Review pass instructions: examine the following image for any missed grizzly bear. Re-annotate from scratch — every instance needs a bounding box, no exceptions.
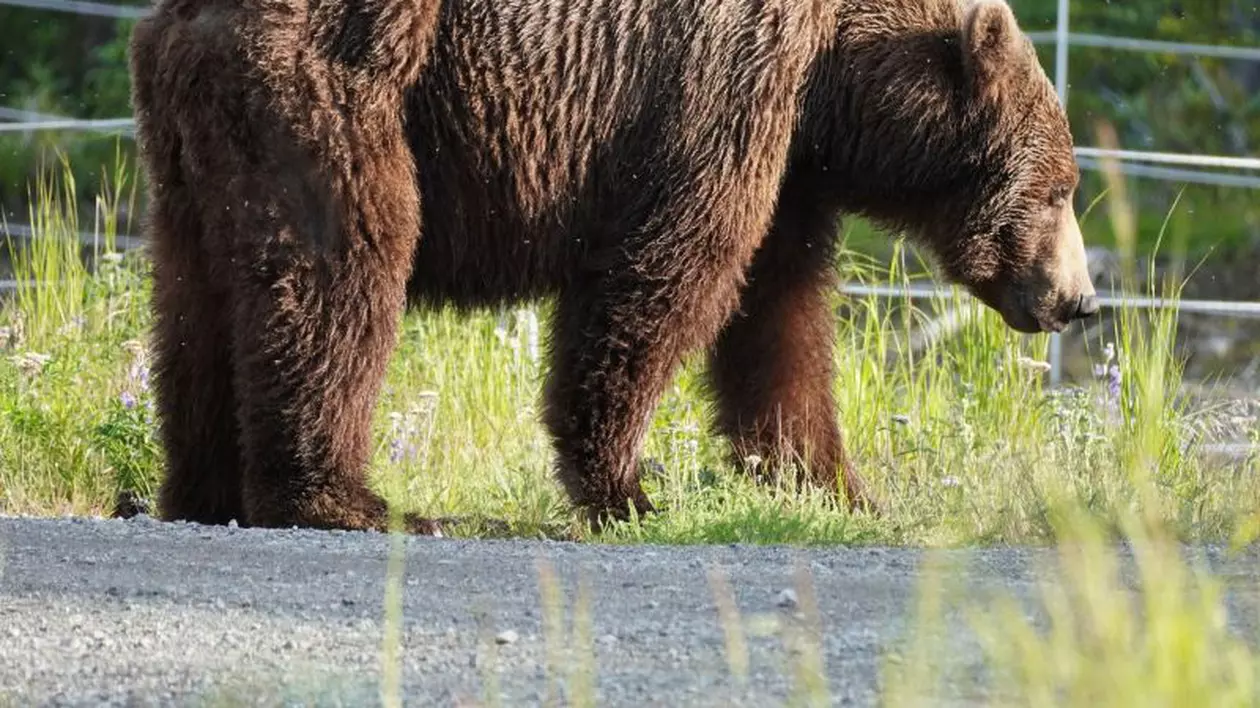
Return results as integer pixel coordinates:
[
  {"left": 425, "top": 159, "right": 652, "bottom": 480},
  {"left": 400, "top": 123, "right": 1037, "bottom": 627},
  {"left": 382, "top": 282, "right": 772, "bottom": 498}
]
[{"left": 127, "top": 0, "right": 1097, "bottom": 533}]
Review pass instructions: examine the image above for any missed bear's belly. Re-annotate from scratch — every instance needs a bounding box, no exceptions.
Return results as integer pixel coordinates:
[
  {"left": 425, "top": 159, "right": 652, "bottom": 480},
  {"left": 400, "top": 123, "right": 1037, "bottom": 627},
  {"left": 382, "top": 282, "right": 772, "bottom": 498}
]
[
  {"left": 402, "top": 171, "right": 586, "bottom": 311},
  {"left": 403, "top": 220, "right": 572, "bottom": 311},
  {"left": 403, "top": 119, "right": 640, "bottom": 311}
]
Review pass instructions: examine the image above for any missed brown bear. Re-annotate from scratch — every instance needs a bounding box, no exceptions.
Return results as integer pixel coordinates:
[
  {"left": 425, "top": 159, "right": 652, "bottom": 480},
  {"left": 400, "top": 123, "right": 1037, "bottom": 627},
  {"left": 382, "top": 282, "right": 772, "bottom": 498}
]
[{"left": 127, "top": 0, "right": 1097, "bottom": 534}]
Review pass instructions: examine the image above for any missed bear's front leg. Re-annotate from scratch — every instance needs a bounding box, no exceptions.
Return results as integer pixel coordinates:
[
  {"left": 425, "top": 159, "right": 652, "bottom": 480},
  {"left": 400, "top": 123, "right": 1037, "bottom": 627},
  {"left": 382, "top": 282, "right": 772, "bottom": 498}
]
[
  {"left": 708, "top": 194, "right": 875, "bottom": 513},
  {"left": 542, "top": 215, "right": 771, "bottom": 529}
]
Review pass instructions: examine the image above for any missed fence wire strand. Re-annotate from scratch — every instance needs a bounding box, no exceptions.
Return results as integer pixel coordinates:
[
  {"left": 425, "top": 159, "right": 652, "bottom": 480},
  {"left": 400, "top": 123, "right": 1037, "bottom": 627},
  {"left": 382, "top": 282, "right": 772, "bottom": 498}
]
[{"left": 0, "top": 0, "right": 146, "bottom": 19}]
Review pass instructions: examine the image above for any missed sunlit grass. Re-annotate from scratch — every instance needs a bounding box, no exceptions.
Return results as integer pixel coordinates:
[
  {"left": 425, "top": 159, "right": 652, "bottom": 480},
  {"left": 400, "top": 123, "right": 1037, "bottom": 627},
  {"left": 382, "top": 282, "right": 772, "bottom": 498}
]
[
  {"left": 0, "top": 143, "right": 1257, "bottom": 706},
  {"left": 0, "top": 150, "right": 1255, "bottom": 548},
  {"left": 881, "top": 129, "right": 1260, "bottom": 706},
  {"left": 882, "top": 312, "right": 1260, "bottom": 704}
]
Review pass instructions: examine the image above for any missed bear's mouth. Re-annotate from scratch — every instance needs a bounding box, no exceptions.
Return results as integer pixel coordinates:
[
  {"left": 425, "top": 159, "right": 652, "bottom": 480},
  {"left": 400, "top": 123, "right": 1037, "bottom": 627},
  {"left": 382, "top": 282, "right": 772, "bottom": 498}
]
[
  {"left": 1034, "top": 313, "right": 1069, "bottom": 334},
  {"left": 1002, "top": 302, "right": 1049, "bottom": 334},
  {"left": 1002, "top": 286, "right": 1092, "bottom": 334},
  {"left": 971, "top": 282, "right": 1064, "bottom": 334}
]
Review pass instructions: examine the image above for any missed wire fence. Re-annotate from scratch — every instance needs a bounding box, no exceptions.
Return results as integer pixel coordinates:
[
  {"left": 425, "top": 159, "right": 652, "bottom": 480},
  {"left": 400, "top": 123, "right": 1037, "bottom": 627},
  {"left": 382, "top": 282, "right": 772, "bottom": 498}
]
[
  {"left": 2, "top": 0, "right": 1260, "bottom": 388},
  {"left": 840, "top": 283, "right": 1260, "bottom": 319},
  {"left": 0, "top": 221, "right": 145, "bottom": 251},
  {"left": 1, "top": 0, "right": 145, "bottom": 19}
]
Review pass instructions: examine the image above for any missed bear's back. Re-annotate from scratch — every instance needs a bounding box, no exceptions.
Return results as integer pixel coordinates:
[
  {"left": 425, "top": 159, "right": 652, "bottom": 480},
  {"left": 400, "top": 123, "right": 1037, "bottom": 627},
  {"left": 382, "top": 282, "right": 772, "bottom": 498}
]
[{"left": 403, "top": 0, "right": 833, "bottom": 309}]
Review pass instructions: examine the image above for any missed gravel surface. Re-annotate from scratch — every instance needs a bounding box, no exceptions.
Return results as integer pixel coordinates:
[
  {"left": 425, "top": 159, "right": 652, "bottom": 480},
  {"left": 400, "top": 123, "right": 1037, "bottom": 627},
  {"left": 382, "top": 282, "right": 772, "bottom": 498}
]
[{"left": 3, "top": 515, "right": 1260, "bottom": 707}]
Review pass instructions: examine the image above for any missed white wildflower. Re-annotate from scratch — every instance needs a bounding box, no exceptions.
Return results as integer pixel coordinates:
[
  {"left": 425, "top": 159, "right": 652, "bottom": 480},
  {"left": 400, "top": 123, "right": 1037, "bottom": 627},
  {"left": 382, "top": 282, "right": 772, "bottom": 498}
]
[
  {"left": 10, "top": 351, "right": 51, "bottom": 377},
  {"left": 1016, "top": 356, "right": 1051, "bottom": 373}
]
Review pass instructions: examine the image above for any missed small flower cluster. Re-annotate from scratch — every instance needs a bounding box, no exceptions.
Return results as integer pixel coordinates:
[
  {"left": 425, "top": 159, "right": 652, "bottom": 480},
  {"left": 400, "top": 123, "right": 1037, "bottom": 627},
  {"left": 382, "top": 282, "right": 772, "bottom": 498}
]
[
  {"left": 0, "top": 318, "right": 26, "bottom": 350},
  {"left": 9, "top": 350, "right": 51, "bottom": 378},
  {"left": 119, "top": 339, "right": 153, "bottom": 411},
  {"left": 387, "top": 411, "right": 420, "bottom": 464},
  {"left": 56, "top": 315, "right": 86, "bottom": 337},
  {"left": 1093, "top": 342, "right": 1122, "bottom": 407},
  {"left": 387, "top": 392, "right": 439, "bottom": 465}
]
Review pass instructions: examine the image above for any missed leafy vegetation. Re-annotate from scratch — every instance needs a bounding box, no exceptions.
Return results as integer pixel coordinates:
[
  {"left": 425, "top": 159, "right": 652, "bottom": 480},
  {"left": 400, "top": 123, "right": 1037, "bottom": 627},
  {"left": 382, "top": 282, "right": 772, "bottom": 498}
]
[{"left": 0, "top": 154, "right": 1254, "bottom": 550}]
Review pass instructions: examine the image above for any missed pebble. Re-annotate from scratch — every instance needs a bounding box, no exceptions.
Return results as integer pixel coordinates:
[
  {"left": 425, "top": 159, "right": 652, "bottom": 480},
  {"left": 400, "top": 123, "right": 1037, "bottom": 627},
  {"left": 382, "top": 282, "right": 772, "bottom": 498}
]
[
  {"left": 776, "top": 588, "right": 798, "bottom": 609},
  {"left": 494, "top": 630, "right": 519, "bottom": 645}
]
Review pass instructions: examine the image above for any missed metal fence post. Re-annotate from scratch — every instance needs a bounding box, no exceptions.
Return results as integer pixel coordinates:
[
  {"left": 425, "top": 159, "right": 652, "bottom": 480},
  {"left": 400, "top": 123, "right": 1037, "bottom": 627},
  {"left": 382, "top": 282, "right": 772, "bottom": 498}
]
[{"left": 1049, "top": 0, "right": 1071, "bottom": 386}]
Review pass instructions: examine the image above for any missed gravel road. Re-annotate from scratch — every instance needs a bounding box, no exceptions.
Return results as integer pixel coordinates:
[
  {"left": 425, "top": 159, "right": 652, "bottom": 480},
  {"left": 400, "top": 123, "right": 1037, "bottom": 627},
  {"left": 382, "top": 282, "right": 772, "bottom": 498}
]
[{"left": 3, "top": 515, "right": 1260, "bottom": 707}]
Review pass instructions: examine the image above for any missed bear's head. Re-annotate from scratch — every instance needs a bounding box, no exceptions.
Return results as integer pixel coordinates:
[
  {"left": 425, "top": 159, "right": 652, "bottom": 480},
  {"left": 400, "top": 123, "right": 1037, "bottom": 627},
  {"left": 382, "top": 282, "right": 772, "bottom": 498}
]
[
  {"left": 935, "top": 0, "right": 1099, "bottom": 334},
  {"left": 820, "top": 0, "right": 1099, "bottom": 334}
]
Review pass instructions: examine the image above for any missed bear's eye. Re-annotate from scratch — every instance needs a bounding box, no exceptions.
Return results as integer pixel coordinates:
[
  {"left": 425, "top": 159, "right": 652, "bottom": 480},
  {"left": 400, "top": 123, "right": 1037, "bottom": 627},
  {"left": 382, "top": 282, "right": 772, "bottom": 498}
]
[{"left": 1048, "top": 185, "right": 1072, "bottom": 207}]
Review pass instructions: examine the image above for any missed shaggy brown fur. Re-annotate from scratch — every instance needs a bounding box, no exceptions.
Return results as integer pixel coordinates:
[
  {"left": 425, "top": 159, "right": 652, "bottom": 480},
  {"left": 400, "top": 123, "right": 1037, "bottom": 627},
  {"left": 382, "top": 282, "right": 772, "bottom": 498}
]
[
  {"left": 130, "top": 0, "right": 1095, "bottom": 531},
  {"left": 129, "top": 0, "right": 442, "bottom": 532}
]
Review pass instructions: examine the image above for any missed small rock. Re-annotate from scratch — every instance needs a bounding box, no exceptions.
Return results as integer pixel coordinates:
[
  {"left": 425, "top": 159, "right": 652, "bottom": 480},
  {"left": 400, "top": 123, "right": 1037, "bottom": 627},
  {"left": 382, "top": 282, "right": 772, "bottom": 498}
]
[
  {"left": 494, "top": 629, "right": 519, "bottom": 645},
  {"left": 112, "top": 490, "right": 153, "bottom": 519},
  {"left": 776, "top": 588, "right": 798, "bottom": 609}
]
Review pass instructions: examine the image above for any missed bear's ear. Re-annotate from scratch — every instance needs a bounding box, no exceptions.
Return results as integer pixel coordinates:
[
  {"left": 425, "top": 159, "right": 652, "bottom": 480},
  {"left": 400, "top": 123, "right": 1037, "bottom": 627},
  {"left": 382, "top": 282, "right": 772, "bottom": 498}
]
[{"left": 961, "top": 0, "right": 1021, "bottom": 92}]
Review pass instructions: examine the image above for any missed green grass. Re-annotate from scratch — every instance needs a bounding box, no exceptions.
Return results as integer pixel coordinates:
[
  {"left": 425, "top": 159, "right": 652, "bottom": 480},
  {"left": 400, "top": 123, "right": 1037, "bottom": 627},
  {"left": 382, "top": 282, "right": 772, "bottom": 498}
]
[
  {"left": 880, "top": 143, "right": 1260, "bottom": 707},
  {"left": 0, "top": 151, "right": 1255, "bottom": 548},
  {"left": 1, "top": 151, "right": 1259, "bottom": 704}
]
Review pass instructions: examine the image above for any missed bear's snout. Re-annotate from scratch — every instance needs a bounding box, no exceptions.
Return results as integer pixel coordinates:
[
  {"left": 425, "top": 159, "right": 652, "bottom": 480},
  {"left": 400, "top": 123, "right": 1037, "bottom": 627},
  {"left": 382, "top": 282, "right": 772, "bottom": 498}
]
[
  {"left": 1072, "top": 293, "right": 1100, "bottom": 321},
  {"left": 1013, "top": 202, "right": 1098, "bottom": 334}
]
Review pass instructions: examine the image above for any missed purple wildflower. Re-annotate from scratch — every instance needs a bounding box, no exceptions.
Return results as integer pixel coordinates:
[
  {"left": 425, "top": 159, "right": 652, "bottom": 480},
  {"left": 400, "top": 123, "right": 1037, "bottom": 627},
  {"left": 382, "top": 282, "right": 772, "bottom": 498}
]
[
  {"left": 1093, "top": 342, "right": 1116, "bottom": 380},
  {"left": 387, "top": 411, "right": 419, "bottom": 465},
  {"left": 1107, "top": 363, "right": 1122, "bottom": 400},
  {"left": 117, "top": 341, "right": 153, "bottom": 412},
  {"left": 1088, "top": 342, "right": 1123, "bottom": 423},
  {"left": 127, "top": 361, "right": 151, "bottom": 391},
  {"left": 385, "top": 395, "right": 438, "bottom": 466}
]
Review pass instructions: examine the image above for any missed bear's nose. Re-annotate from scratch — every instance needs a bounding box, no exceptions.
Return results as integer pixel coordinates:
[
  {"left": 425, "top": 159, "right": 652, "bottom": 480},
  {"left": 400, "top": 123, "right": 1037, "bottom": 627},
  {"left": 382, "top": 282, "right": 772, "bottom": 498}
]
[{"left": 1073, "top": 293, "right": 1100, "bottom": 320}]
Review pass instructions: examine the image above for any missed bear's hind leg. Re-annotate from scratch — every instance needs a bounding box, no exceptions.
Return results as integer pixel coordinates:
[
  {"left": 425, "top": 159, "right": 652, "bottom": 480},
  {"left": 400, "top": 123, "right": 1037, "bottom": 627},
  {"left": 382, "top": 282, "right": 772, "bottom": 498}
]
[
  {"left": 708, "top": 198, "right": 874, "bottom": 512},
  {"left": 147, "top": 162, "right": 247, "bottom": 526},
  {"left": 128, "top": 0, "right": 444, "bottom": 534},
  {"left": 130, "top": 17, "right": 245, "bottom": 525}
]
